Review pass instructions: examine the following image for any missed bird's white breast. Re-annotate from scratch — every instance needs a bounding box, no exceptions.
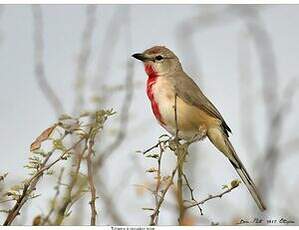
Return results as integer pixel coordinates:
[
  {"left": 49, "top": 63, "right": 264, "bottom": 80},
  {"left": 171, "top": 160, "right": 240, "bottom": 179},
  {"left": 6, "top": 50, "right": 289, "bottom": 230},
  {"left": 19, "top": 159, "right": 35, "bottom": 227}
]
[
  {"left": 152, "top": 77, "right": 176, "bottom": 124},
  {"left": 151, "top": 77, "right": 207, "bottom": 141}
]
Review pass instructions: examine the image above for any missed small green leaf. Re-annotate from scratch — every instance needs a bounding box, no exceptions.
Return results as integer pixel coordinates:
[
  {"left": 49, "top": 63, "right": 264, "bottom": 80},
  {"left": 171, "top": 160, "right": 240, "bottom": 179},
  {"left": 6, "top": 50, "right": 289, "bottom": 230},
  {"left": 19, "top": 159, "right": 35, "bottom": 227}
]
[
  {"left": 230, "top": 179, "right": 241, "bottom": 188},
  {"left": 53, "top": 139, "right": 66, "bottom": 151},
  {"left": 222, "top": 184, "right": 229, "bottom": 190}
]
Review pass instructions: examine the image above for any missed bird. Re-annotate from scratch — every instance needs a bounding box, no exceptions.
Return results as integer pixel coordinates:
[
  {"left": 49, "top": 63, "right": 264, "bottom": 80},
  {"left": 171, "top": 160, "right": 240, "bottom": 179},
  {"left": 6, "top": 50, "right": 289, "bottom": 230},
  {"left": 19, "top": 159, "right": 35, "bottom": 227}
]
[{"left": 132, "top": 45, "right": 266, "bottom": 211}]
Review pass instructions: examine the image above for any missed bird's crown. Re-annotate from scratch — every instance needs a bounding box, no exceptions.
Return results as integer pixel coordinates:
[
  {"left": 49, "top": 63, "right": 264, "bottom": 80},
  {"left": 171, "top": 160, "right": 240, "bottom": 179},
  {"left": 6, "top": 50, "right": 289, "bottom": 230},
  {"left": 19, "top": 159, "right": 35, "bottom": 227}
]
[{"left": 143, "top": 46, "right": 177, "bottom": 59}]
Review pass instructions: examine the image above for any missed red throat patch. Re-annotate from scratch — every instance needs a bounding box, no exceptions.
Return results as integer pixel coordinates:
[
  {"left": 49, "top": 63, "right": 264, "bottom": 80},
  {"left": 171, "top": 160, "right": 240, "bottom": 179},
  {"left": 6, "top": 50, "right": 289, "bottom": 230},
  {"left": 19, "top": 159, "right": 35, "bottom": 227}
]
[{"left": 144, "top": 64, "right": 164, "bottom": 125}]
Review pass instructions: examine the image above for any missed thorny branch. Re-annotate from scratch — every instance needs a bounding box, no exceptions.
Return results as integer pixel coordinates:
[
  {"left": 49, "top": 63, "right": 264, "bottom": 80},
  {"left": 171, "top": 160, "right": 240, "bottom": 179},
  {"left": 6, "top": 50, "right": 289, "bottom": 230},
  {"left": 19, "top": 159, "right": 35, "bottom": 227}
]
[
  {"left": 53, "top": 6, "right": 98, "bottom": 226},
  {"left": 185, "top": 180, "right": 240, "bottom": 209},
  {"left": 3, "top": 136, "right": 83, "bottom": 226},
  {"left": 143, "top": 92, "right": 241, "bottom": 225},
  {"left": 51, "top": 6, "right": 132, "bottom": 226},
  {"left": 88, "top": 9, "right": 134, "bottom": 224},
  {"left": 149, "top": 155, "right": 182, "bottom": 226},
  {"left": 54, "top": 146, "right": 85, "bottom": 225},
  {"left": 86, "top": 128, "right": 98, "bottom": 225},
  {"left": 91, "top": 69, "right": 133, "bottom": 223},
  {"left": 3, "top": 4, "right": 298, "bottom": 226},
  {"left": 153, "top": 141, "right": 164, "bottom": 225},
  {"left": 2, "top": 110, "right": 113, "bottom": 225},
  {"left": 3, "top": 151, "right": 54, "bottom": 225},
  {"left": 141, "top": 135, "right": 170, "bottom": 155},
  {"left": 145, "top": 94, "right": 187, "bottom": 225},
  {"left": 182, "top": 172, "right": 203, "bottom": 215}
]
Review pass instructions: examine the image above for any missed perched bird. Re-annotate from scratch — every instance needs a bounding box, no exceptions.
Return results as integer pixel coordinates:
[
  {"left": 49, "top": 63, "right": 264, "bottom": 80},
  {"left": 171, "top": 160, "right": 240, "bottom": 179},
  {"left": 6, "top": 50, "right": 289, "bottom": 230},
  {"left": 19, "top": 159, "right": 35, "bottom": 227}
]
[{"left": 132, "top": 46, "right": 266, "bottom": 211}]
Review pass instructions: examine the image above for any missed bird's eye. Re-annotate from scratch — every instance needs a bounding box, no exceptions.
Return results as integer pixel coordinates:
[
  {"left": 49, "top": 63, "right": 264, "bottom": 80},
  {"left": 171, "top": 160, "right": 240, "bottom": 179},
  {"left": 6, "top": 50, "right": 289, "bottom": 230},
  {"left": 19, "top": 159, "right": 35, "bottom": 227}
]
[{"left": 155, "top": 55, "right": 164, "bottom": 61}]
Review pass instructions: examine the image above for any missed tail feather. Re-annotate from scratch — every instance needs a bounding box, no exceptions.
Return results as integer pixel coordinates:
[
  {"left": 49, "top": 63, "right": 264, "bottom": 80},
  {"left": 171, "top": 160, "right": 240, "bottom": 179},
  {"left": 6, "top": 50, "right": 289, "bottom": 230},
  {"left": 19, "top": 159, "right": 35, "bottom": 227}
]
[
  {"left": 232, "top": 161, "right": 266, "bottom": 211},
  {"left": 207, "top": 127, "right": 266, "bottom": 211}
]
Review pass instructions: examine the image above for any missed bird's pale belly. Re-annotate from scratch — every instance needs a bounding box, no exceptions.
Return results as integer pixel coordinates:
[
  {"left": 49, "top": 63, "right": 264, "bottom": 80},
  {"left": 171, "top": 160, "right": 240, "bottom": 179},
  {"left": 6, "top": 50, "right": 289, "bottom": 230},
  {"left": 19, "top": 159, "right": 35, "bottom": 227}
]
[{"left": 150, "top": 78, "right": 218, "bottom": 141}]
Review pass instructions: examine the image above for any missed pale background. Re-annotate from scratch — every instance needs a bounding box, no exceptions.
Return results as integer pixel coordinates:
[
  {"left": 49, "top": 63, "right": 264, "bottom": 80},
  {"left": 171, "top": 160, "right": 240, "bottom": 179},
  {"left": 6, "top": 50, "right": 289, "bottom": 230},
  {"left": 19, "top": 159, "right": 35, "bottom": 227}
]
[{"left": 0, "top": 4, "right": 298, "bottom": 225}]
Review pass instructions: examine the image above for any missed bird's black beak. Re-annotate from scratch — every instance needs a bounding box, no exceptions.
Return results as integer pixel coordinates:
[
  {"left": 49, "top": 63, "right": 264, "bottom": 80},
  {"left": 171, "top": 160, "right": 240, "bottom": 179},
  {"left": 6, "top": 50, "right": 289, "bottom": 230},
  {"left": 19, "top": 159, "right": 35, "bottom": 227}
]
[{"left": 132, "top": 53, "right": 149, "bottom": 62}]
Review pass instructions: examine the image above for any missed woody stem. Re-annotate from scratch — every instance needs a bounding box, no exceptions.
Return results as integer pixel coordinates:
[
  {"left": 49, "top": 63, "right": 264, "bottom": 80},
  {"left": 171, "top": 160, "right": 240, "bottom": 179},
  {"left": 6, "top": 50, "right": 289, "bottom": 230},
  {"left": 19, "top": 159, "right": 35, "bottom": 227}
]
[{"left": 177, "top": 148, "right": 186, "bottom": 225}]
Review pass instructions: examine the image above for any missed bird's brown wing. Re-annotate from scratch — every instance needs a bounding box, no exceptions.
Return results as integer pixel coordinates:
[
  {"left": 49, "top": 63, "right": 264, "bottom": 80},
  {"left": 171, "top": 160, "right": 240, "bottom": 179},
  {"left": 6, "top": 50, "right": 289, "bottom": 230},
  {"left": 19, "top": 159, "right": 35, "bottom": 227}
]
[{"left": 171, "top": 72, "right": 232, "bottom": 136}]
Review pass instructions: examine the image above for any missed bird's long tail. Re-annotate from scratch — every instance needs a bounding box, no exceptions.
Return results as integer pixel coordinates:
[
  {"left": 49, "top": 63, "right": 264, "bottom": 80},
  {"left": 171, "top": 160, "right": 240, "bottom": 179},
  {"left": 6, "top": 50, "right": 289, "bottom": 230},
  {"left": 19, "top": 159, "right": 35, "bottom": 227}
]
[{"left": 207, "top": 127, "right": 266, "bottom": 212}]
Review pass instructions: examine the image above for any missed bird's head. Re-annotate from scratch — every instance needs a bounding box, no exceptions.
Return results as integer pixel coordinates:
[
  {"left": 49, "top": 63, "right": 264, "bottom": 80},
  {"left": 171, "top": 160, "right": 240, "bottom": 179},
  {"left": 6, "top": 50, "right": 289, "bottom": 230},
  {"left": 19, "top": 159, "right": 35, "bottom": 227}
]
[{"left": 132, "top": 46, "right": 182, "bottom": 76}]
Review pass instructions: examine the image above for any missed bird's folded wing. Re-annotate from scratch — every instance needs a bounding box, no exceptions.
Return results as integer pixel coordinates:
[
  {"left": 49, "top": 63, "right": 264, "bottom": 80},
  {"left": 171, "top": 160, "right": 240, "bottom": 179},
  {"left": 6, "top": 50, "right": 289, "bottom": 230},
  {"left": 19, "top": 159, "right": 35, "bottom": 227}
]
[{"left": 171, "top": 73, "right": 232, "bottom": 135}]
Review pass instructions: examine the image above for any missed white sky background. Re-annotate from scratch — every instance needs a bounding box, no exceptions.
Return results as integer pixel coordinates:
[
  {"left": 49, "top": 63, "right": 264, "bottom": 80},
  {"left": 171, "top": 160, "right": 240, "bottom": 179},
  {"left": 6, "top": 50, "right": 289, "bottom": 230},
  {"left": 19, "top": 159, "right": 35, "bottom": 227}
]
[{"left": 0, "top": 4, "right": 299, "bottom": 225}]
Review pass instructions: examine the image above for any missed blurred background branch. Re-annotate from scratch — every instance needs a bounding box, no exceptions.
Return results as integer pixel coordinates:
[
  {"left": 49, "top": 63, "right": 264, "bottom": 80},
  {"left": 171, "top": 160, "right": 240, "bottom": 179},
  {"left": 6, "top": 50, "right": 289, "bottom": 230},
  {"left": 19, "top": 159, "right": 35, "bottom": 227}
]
[
  {"left": 32, "top": 5, "right": 64, "bottom": 116},
  {"left": 73, "top": 5, "right": 97, "bottom": 115}
]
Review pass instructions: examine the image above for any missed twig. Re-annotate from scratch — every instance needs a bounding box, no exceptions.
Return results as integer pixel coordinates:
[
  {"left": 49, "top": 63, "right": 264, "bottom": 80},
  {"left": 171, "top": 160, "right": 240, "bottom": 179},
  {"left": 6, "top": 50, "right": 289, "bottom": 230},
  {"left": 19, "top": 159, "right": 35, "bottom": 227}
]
[
  {"left": 182, "top": 172, "right": 203, "bottom": 215},
  {"left": 41, "top": 168, "right": 64, "bottom": 225},
  {"left": 90, "top": 53, "right": 134, "bottom": 225},
  {"left": 150, "top": 164, "right": 178, "bottom": 225},
  {"left": 148, "top": 94, "right": 190, "bottom": 225},
  {"left": 54, "top": 146, "right": 85, "bottom": 225},
  {"left": 3, "top": 137, "right": 84, "bottom": 225},
  {"left": 3, "top": 151, "right": 53, "bottom": 225},
  {"left": 185, "top": 183, "right": 240, "bottom": 209},
  {"left": 86, "top": 130, "right": 98, "bottom": 225},
  {"left": 152, "top": 143, "right": 164, "bottom": 225},
  {"left": 89, "top": 9, "right": 133, "bottom": 224},
  {"left": 54, "top": 110, "right": 113, "bottom": 225},
  {"left": 177, "top": 153, "right": 185, "bottom": 225},
  {"left": 149, "top": 147, "right": 188, "bottom": 226},
  {"left": 141, "top": 135, "right": 170, "bottom": 155}
]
